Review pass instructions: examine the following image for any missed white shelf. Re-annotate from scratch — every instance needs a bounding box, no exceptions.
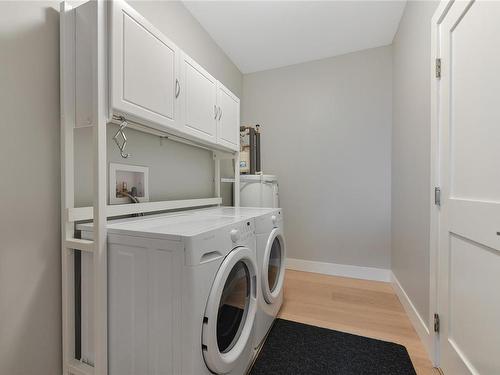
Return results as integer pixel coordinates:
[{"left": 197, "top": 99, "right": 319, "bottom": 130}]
[{"left": 67, "top": 197, "right": 223, "bottom": 222}]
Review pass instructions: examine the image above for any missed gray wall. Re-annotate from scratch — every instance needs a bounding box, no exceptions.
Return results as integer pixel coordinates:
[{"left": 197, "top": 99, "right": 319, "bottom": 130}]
[
  {"left": 74, "top": 125, "right": 215, "bottom": 207},
  {"left": 242, "top": 46, "right": 393, "bottom": 269},
  {"left": 0, "top": 2, "right": 241, "bottom": 374},
  {"left": 391, "top": 0, "right": 439, "bottom": 328},
  {"left": 0, "top": 3, "right": 62, "bottom": 375}
]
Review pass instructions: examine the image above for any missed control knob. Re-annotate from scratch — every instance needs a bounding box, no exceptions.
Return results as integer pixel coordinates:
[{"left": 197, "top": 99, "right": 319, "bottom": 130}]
[{"left": 230, "top": 229, "right": 240, "bottom": 242}]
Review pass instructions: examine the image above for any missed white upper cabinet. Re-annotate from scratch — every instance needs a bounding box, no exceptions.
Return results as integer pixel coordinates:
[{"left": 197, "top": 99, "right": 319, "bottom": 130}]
[
  {"left": 109, "top": 0, "right": 181, "bottom": 132},
  {"left": 106, "top": 0, "right": 239, "bottom": 151},
  {"left": 179, "top": 53, "right": 218, "bottom": 144},
  {"left": 216, "top": 83, "right": 240, "bottom": 151}
]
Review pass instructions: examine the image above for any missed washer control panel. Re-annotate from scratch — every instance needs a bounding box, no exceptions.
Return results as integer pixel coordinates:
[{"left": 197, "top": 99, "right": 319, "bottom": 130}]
[{"left": 230, "top": 220, "right": 254, "bottom": 243}]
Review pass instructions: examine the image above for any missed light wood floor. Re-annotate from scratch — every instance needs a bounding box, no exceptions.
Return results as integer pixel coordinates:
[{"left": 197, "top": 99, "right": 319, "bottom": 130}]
[{"left": 279, "top": 270, "right": 439, "bottom": 375}]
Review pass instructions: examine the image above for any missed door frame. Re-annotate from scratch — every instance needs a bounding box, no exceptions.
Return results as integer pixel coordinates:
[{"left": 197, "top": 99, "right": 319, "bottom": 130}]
[{"left": 429, "top": 0, "right": 454, "bottom": 367}]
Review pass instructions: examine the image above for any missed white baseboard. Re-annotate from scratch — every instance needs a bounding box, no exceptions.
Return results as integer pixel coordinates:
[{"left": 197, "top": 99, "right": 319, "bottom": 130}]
[
  {"left": 285, "top": 258, "right": 391, "bottom": 282},
  {"left": 391, "top": 272, "right": 431, "bottom": 356}
]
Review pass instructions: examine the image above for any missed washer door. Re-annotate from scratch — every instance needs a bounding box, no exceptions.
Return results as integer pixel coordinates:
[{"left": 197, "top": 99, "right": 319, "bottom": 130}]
[
  {"left": 202, "top": 247, "right": 257, "bottom": 374},
  {"left": 262, "top": 228, "right": 286, "bottom": 304}
]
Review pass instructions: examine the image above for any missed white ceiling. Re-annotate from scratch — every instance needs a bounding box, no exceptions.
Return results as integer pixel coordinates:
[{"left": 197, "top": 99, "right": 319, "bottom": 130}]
[{"left": 183, "top": 1, "right": 406, "bottom": 74}]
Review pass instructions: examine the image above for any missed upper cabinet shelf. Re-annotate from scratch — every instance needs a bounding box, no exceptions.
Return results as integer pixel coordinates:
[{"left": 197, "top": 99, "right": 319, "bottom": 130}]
[
  {"left": 179, "top": 53, "right": 218, "bottom": 144},
  {"left": 216, "top": 82, "right": 240, "bottom": 150},
  {"left": 109, "top": 1, "right": 182, "bottom": 133},
  {"left": 72, "top": 0, "right": 240, "bottom": 152}
]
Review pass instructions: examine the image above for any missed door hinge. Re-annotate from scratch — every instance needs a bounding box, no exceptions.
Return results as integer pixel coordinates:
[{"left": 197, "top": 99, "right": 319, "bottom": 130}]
[
  {"left": 435, "top": 58, "right": 442, "bottom": 79},
  {"left": 434, "top": 187, "right": 441, "bottom": 207},
  {"left": 434, "top": 313, "right": 440, "bottom": 333}
]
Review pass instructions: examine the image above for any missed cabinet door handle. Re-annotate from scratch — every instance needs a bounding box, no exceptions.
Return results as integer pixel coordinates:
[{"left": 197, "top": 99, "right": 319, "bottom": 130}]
[
  {"left": 175, "top": 79, "right": 180, "bottom": 98},
  {"left": 218, "top": 107, "right": 222, "bottom": 120},
  {"left": 214, "top": 105, "right": 218, "bottom": 119}
]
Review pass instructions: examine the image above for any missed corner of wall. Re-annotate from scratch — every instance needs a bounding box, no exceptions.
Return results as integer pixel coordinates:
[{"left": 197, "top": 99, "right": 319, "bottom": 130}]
[{"left": 391, "top": 272, "right": 432, "bottom": 358}]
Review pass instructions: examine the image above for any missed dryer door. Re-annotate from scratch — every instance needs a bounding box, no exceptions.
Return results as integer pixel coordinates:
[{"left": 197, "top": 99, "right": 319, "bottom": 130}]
[
  {"left": 262, "top": 228, "right": 286, "bottom": 304},
  {"left": 202, "top": 247, "right": 257, "bottom": 374}
]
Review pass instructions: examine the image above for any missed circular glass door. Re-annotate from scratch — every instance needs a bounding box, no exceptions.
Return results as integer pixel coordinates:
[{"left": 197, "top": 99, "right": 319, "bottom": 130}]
[
  {"left": 202, "top": 247, "right": 257, "bottom": 374},
  {"left": 267, "top": 237, "right": 282, "bottom": 293},
  {"left": 217, "top": 261, "right": 250, "bottom": 353},
  {"left": 262, "top": 228, "right": 286, "bottom": 304}
]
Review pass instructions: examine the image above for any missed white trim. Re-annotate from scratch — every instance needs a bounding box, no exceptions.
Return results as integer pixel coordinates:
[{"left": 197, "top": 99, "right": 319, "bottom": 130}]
[
  {"left": 214, "top": 153, "right": 221, "bottom": 198},
  {"left": 93, "top": 1, "right": 108, "bottom": 373},
  {"left": 429, "top": 0, "right": 454, "bottom": 367},
  {"left": 65, "top": 238, "right": 94, "bottom": 253},
  {"left": 285, "top": 258, "right": 391, "bottom": 282},
  {"left": 391, "top": 272, "right": 432, "bottom": 358},
  {"left": 234, "top": 152, "right": 240, "bottom": 207},
  {"left": 60, "top": 3, "right": 77, "bottom": 373},
  {"left": 67, "top": 359, "right": 94, "bottom": 375}
]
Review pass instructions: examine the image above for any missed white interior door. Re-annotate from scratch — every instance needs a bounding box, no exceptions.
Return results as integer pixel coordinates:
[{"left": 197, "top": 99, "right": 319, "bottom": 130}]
[{"left": 438, "top": 1, "right": 500, "bottom": 374}]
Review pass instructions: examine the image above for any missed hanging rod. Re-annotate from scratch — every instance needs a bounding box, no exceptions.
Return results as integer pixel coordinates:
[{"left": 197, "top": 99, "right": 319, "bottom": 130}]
[{"left": 109, "top": 114, "right": 236, "bottom": 154}]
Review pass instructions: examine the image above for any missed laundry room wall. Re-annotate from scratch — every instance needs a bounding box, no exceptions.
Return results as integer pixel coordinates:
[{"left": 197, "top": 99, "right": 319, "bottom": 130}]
[
  {"left": 0, "top": 2, "right": 241, "bottom": 375},
  {"left": 75, "top": 0, "right": 242, "bottom": 207},
  {"left": 0, "top": 3, "right": 62, "bottom": 374},
  {"left": 242, "top": 46, "right": 393, "bottom": 272},
  {"left": 391, "top": 0, "right": 439, "bottom": 332}
]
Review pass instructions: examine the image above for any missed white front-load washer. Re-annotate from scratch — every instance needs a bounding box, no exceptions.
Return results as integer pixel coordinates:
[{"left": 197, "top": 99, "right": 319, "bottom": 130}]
[
  {"left": 78, "top": 213, "right": 258, "bottom": 375},
  {"left": 185, "top": 207, "right": 286, "bottom": 350}
]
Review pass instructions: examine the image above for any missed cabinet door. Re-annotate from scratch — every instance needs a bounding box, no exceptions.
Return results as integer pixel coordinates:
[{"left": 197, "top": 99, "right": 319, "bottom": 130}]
[
  {"left": 216, "top": 83, "right": 240, "bottom": 151},
  {"left": 180, "top": 53, "right": 218, "bottom": 143},
  {"left": 110, "top": 0, "right": 180, "bottom": 131}
]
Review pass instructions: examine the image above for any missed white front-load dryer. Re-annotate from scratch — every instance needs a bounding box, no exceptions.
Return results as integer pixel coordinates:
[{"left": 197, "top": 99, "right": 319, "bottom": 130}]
[
  {"left": 185, "top": 207, "right": 286, "bottom": 350},
  {"left": 78, "top": 213, "right": 258, "bottom": 375},
  {"left": 253, "top": 209, "right": 285, "bottom": 349}
]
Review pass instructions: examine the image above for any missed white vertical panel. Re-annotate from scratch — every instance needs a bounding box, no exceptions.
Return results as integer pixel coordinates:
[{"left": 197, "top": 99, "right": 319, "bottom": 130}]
[
  {"left": 234, "top": 153, "right": 240, "bottom": 207},
  {"left": 214, "top": 155, "right": 221, "bottom": 198},
  {"left": 448, "top": 235, "right": 500, "bottom": 375},
  {"left": 108, "top": 246, "right": 148, "bottom": 375},
  {"left": 60, "top": 2, "right": 77, "bottom": 372},
  {"left": 148, "top": 249, "right": 174, "bottom": 374},
  {"left": 94, "top": 1, "right": 108, "bottom": 374},
  {"left": 450, "top": 1, "right": 500, "bottom": 202},
  {"left": 75, "top": 2, "right": 95, "bottom": 128}
]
